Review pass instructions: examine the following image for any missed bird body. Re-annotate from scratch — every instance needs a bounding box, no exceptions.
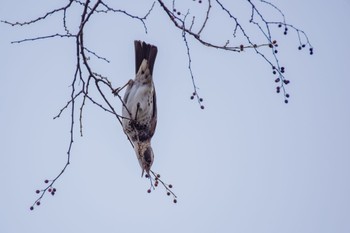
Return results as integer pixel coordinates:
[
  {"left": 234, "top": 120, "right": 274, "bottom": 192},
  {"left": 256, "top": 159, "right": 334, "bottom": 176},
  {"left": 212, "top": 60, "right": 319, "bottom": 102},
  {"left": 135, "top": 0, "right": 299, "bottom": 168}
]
[{"left": 121, "top": 41, "right": 158, "bottom": 176}]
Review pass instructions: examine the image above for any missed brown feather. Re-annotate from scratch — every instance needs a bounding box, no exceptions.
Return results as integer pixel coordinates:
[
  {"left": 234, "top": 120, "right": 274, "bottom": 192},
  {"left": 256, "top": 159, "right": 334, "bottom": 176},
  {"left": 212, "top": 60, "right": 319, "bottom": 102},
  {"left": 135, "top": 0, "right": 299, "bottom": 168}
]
[{"left": 134, "top": 40, "right": 158, "bottom": 75}]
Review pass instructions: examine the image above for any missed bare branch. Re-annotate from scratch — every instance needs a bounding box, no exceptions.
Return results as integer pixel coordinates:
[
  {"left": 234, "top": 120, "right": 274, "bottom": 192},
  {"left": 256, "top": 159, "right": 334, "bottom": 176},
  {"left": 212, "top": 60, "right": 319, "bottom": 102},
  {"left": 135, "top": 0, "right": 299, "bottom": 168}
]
[
  {"left": 11, "top": 34, "right": 74, "bottom": 44},
  {"left": 2, "top": 0, "right": 312, "bottom": 209},
  {"left": 84, "top": 47, "right": 110, "bottom": 63},
  {"left": 1, "top": 1, "right": 74, "bottom": 27},
  {"left": 182, "top": 17, "right": 205, "bottom": 109},
  {"left": 157, "top": 0, "right": 313, "bottom": 103},
  {"left": 53, "top": 90, "right": 83, "bottom": 120},
  {"left": 197, "top": 0, "right": 211, "bottom": 35},
  {"left": 98, "top": 1, "right": 156, "bottom": 33}
]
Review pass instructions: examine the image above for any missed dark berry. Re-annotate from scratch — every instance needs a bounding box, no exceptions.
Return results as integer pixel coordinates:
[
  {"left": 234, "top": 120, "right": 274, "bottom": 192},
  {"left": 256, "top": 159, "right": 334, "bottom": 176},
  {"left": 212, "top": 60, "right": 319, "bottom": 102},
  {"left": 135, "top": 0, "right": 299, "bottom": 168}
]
[
  {"left": 274, "top": 50, "right": 278, "bottom": 54},
  {"left": 36, "top": 201, "right": 40, "bottom": 206},
  {"left": 157, "top": 174, "right": 161, "bottom": 178},
  {"left": 35, "top": 190, "right": 40, "bottom": 194},
  {"left": 200, "top": 106, "right": 205, "bottom": 110},
  {"left": 275, "top": 78, "right": 280, "bottom": 83},
  {"left": 273, "top": 71, "right": 277, "bottom": 75},
  {"left": 283, "top": 80, "right": 290, "bottom": 85},
  {"left": 173, "top": 199, "right": 177, "bottom": 204},
  {"left": 30, "top": 206, "right": 34, "bottom": 211},
  {"left": 302, "top": 44, "right": 306, "bottom": 48},
  {"left": 272, "top": 40, "right": 277, "bottom": 44},
  {"left": 190, "top": 96, "right": 194, "bottom": 100},
  {"left": 309, "top": 48, "right": 314, "bottom": 54},
  {"left": 286, "top": 94, "right": 290, "bottom": 98},
  {"left": 284, "top": 99, "right": 289, "bottom": 104},
  {"left": 44, "top": 180, "right": 49, "bottom": 183},
  {"left": 278, "top": 24, "right": 282, "bottom": 28},
  {"left": 147, "top": 189, "right": 151, "bottom": 193},
  {"left": 269, "top": 44, "right": 273, "bottom": 48},
  {"left": 168, "top": 184, "right": 173, "bottom": 188},
  {"left": 167, "top": 192, "right": 171, "bottom": 196},
  {"left": 177, "top": 12, "right": 181, "bottom": 16},
  {"left": 284, "top": 31, "right": 287, "bottom": 35},
  {"left": 199, "top": 98, "right": 203, "bottom": 102},
  {"left": 48, "top": 188, "right": 52, "bottom": 192},
  {"left": 52, "top": 188, "right": 56, "bottom": 192},
  {"left": 298, "top": 46, "right": 302, "bottom": 50}
]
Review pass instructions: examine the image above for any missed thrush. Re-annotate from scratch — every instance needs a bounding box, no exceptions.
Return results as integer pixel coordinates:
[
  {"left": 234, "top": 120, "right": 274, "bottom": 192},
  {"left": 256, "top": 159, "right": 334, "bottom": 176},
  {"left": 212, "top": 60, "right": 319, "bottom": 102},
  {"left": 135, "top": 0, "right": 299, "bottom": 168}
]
[{"left": 120, "top": 40, "right": 158, "bottom": 177}]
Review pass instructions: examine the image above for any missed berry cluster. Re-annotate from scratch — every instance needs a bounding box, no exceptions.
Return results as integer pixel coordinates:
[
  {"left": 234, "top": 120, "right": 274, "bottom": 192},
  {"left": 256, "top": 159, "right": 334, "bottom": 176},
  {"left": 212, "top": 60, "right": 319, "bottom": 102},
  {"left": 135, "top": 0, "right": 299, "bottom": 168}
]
[
  {"left": 278, "top": 24, "right": 314, "bottom": 55},
  {"left": 268, "top": 40, "right": 279, "bottom": 54},
  {"left": 30, "top": 179, "right": 57, "bottom": 211},
  {"left": 173, "top": 8, "right": 181, "bottom": 16},
  {"left": 272, "top": 65, "right": 290, "bottom": 104},
  {"left": 271, "top": 24, "right": 314, "bottom": 103},
  {"left": 298, "top": 44, "right": 314, "bottom": 55},
  {"left": 190, "top": 92, "right": 205, "bottom": 109},
  {"left": 146, "top": 172, "right": 178, "bottom": 204}
]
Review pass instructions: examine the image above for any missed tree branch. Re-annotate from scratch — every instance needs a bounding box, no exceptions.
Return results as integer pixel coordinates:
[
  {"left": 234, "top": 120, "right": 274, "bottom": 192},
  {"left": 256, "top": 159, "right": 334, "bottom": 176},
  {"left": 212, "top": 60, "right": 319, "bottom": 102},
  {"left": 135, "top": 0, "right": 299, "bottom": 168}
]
[{"left": 2, "top": 0, "right": 312, "bottom": 209}]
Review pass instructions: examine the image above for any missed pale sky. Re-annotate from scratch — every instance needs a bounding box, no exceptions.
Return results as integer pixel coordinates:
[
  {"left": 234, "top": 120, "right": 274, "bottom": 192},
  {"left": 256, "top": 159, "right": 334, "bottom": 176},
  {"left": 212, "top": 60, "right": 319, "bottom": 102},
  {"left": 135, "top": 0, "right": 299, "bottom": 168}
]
[{"left": 1, "top": 0, "right": 350, "bottom": 233}]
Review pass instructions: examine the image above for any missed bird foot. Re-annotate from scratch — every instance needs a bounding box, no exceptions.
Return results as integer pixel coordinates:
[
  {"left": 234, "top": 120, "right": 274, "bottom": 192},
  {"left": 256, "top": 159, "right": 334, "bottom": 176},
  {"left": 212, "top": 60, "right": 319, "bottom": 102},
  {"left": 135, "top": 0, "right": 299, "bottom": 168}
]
[
  {"left": 112, "top": 87, "right": 121, "bottom": 96},
  {"left": 112, "top": 80, "right": 133, "bottom": 96}
]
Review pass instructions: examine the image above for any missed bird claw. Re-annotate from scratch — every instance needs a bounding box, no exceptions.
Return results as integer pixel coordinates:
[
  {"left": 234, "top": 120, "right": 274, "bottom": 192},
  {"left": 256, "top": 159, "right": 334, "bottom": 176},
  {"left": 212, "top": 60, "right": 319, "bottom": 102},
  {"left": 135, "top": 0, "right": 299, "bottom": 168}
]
[
  {"left": 112, "top": 80, "right": 133, "bottom": 96},
  {"left": 112, "top": 88, "right": 121, "bottom": 96}
]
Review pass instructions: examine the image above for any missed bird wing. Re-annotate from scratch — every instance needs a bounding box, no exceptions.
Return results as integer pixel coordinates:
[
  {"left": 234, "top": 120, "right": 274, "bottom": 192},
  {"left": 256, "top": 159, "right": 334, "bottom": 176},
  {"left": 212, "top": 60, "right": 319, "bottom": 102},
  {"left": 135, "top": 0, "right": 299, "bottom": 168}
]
[{"left": 149, "top": 85, "right": 157, "bottom": 138}]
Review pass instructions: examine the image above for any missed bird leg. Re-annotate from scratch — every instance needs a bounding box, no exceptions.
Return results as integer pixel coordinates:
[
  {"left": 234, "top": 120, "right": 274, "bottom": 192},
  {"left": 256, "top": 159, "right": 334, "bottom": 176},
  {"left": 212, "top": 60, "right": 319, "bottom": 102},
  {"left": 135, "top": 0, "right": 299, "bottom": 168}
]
[{"left": 112, "top": 79, "right": 133, "bottom": 96}]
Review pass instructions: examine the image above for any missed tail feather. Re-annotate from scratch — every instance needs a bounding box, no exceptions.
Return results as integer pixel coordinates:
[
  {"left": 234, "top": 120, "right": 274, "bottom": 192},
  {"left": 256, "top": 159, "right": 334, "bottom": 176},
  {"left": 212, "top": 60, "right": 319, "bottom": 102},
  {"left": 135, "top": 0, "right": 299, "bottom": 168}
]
[{"left": 134, "top": 40, "right": 158, "bottom": 75}]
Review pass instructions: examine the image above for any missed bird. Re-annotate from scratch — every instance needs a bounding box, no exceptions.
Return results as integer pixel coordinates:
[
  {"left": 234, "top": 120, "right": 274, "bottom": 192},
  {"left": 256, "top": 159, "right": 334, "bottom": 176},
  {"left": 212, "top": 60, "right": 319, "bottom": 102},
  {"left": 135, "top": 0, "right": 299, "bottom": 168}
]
[{"left": 119, "top": 40, "right": 158, "bottom": 177}]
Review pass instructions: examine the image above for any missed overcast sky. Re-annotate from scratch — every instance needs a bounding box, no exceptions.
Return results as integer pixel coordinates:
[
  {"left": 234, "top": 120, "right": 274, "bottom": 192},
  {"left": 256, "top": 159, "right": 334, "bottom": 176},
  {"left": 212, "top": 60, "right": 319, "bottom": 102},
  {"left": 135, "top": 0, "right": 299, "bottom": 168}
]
[{"left": 1, "top": 0, "right": 350, "bottom": 233}]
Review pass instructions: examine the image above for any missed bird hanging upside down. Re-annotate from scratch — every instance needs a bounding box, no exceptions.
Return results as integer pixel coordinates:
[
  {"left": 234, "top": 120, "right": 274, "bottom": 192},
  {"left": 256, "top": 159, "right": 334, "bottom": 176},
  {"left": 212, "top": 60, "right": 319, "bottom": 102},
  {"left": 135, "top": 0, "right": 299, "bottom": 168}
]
[{"left": 117, "top": 40, "right": 158, "bottom": 177}]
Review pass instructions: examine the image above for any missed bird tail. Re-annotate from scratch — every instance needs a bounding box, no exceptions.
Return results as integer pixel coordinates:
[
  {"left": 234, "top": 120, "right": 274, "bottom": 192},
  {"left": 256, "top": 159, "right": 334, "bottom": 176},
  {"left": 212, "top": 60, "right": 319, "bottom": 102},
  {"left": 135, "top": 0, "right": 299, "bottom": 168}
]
[{"left": 134, "top": 40, "right": 158, "bottom": 75}]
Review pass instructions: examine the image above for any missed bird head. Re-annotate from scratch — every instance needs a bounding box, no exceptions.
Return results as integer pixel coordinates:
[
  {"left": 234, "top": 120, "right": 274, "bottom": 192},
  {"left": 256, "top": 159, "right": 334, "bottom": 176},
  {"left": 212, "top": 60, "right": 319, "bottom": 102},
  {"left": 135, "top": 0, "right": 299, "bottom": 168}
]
[{"left": 134, "top": 142, "right": 154, "bottom": 177}]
